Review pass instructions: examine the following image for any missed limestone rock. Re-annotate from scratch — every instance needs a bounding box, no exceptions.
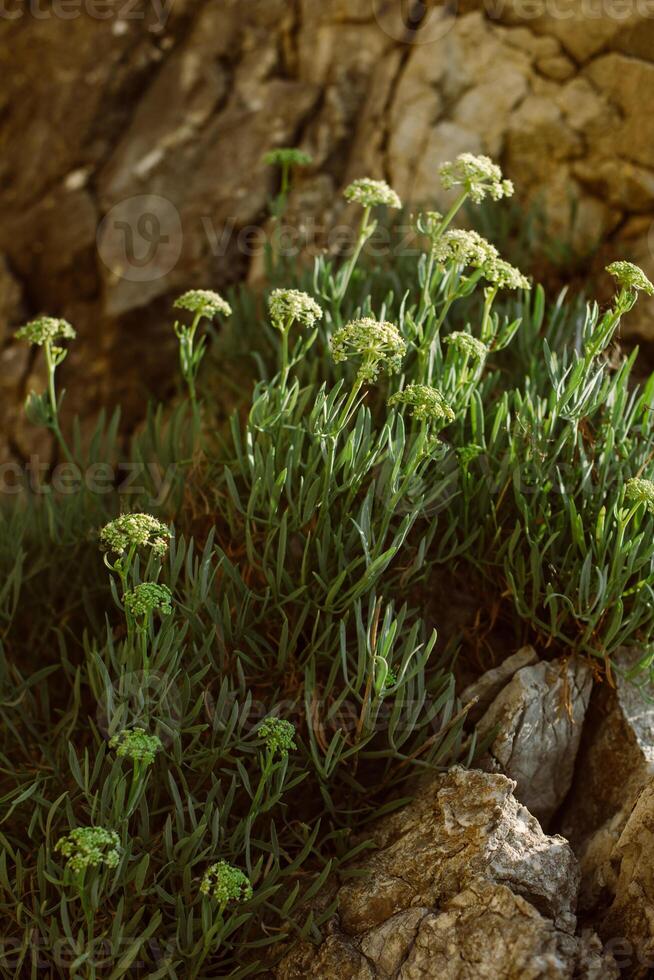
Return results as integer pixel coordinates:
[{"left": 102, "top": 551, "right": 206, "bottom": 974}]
[
  {"left": 562, "top": 648, "right": 654, "bottom": 848},
  {"left": 275, "top": 768, "right": 617, "bottom": 979},
  {"left": 4, "top": 2, "right": 654, "bottom": 453},
  {"left": 600, "top": 779, "right": 654, "bottom": 977},
  {"left": 460, "top": 645, "right": 539, "bottom": 723},
  {"left": 478, "top": 658, "right": 593, "bottom": 827},
  {"left": 560, "top": 648, "right": 654, "bottom": 933}
]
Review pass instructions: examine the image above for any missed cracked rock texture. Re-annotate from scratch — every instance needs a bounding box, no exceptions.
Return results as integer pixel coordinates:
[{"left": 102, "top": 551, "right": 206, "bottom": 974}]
[
  {"left": 3, "top": 1, "right": 654, "bottom": 459},
  {"left": 477, "top": 656, "right": 593, "bottom": 827},
  {"left": 560, "top": 649, "right": 654, "bottom": 976},
  {"left": 275, "top": 768, "right": 617, "bottom": 979}
]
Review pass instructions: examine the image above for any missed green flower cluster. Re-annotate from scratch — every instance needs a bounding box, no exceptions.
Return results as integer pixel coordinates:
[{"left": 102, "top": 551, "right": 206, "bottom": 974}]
[
  {"left": 445, "top": 332, "right": 488, "bottom": 360},
  {"left": 389, "top": 384, "right": 454, "bottom": 425},
  {"left": 268, "top": 289, "right": 323, "bottom": 330},
  {"left": 174, "top": 290, "right": 232, "bottom": 321},
  {"left": 262, "top": 147, "right": 312, "bottom": 168},
  {"left": 15, "top": 316, "right": 76, "bottom": 346},
  {"left": 330, "top": 317, "right": 406, "bottom": 383},
  {"left": 439, "top": 153, "right": 514, "bottom": 203},
  {"left": 482, "top": 256, "right": 531, "bottom": 291},
  {"left": 100, "top": 514, "right": 171, "bottom": 559},
  {"left": 55, "top": 827, "right": 121, "bottom": 874},
  {"left": 110, "top": 727, "right": 163, "bottom": 765},
  {"left": 344, "top": 178, "right": 402, "bottom": 210},
  {"left": 625, "top": 477, "right": 654, "bottom": 513},
  {"left": 123, "top": 582, "right": 173, "bottom": 619},
  {"left": 200, "top": 862, "right": 253, "bottom": 905},
  {"left": 607, "top": 261, "right": 654, "bottom": 296},
  {"left": 259, "top": 717, "right": 296, "bottom": 757}
]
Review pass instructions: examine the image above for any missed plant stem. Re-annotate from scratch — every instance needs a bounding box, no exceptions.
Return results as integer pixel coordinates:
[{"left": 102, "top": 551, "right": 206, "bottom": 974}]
[
  {"left": 44, "top": 341, "right": 75, "bottom": 465},
  {"left": 280, "top": 318, "right": 291, "bottom": 387},
  {"left": 339, "top": 377, "right": 364, "bottom": 428},
  {"left": 337, "top": 206, "right": 372, "bottom": 304},
  {"left": 436, "top": 190, "right": 469, "bottom": 237}
]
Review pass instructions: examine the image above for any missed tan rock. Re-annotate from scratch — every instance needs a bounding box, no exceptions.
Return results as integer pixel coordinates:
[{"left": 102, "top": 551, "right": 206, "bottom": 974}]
[
  {"left": 585, "top": 55, "right": 654, "bottom": 170},
  {"left": 397, "top": 880, "right": 579, "bottom": 979},
  {"left": 275, "top": 769, "right": 618, "bottom": 980}
]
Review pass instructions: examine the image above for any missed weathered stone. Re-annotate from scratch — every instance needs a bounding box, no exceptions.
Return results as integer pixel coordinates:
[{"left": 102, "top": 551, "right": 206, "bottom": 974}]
[
  {"left": 560, "top": 648, "right": 654, "bottom": 939},
  {"left": 275, "top": 768, "right": 618, "bottom": 980},
  {"left": 4, "top": 2, "right": 654, "bottom": 457},
  {"left": 478, "top": 658, "right": 593, "bottom": 827},
  {"left": 397, "top": 880, "right": 579, "bottom": 979},
  {"left": 460, "top": 645, "right": 539, "bottom": 722},
  {"left": 599, "top": 779, "right": 654, "bottom": 977},
  {"left": 561, "top": 648, "right": 654, "bottom": 850},
  {"left": 338, "top": 768, "right": 579, "bottom": 936}
]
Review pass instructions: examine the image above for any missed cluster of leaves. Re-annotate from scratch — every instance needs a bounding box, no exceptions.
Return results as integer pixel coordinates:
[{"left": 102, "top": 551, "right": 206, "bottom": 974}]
[{"left": 2, "top": 148, "right": 654, "bottom": 978}]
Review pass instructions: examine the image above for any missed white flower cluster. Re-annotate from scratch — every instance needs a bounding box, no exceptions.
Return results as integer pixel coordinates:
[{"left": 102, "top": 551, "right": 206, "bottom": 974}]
[
  {"left": 439, "top": 153, "right": 514, "bottom": 204},
  {"left": 330, "top": 317, "right": 406, "bottom": 383},
  {"left": 482, "top": 257, "right": 531, "bottom": 291},
  {"left": 268, "top": 289, "right": 323, "bottom": 330},
  {"left": 445, "top": 332, "right": 488, "bottom": 360},
  {"left": 15, "top": 316, "right": 76, "bottom": 347},
  {"left": 388, "top": 384, "right": 454, "bottom": 425},
  {"left": 174, "top": 290, "right": 232, "bottom": 320},
  {"left": 344, "top": 178, "right": 402, "bottom": 210},
  {"left": 625, "top": 477, "right": 654, "bottom": 513},
  {"left": 100, "top": 514, "right": 171, "bottom": 559},
  {"left": 432, "top": 229, "right": 498, "bottom": 268}
]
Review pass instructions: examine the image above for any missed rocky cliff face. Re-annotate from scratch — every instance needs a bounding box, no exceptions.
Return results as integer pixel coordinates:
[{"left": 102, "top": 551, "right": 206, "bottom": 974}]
[{"left": 2, "top": 0, "right": 654, "bottom": 459}]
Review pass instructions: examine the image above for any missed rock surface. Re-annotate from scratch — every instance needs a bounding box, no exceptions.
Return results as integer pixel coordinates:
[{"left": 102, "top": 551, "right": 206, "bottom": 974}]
[
  {"left": 477, "top": 657, "right": 593, "bottom": 827},
  {"left": 275, "top": 768, "right": 617, "bottom": 979},
  {"left": 3, "top": 3, "right": 654, "bottom": 458},
  {"left": 560, "top": 649, "right": 654, "bottom": 975},
  {"left": 461, "top": 644, "right": 539, "bottom": 722}
]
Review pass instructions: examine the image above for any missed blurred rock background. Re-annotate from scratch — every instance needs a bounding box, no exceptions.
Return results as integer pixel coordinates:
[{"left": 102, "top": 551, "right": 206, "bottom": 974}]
[{"left": 2, "top": 0, "right": 654, "bottom": 461}]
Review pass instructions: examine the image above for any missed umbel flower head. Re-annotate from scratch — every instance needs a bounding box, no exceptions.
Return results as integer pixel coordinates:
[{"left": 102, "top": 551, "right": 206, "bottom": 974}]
[
  {"left": 100, "top": 514, "right": 171, "bottom": 559},
  {"left": 344, "top": 178, "right": 402, "bottom": 210},
  {"left": 431, "top": 229, "right": 498, "bottom": 268},
  {"left": 124, "top": 582, "right": 173, "bottom": 619},
  {"left": 445, "top": 332, "right": 488, "bottom": 360},
  {"left": 173, "top": 290, "right": 232, "bottom": 320},
  {"left": 625, "top": 477, "right": 654, "bottom": 513},
  {"left": 259, "top": 717, "right": 296, "bottom": 757},
  {"left": 15, "top": 316, "right": 76, "bottom": 347},
  {"left": 200, "top": 861, "right": 253, "bottom": 905},
  {"left": 389, "top": 384, "right": 454, "bottom": 425},
  {"left": 110, "top": 727, "right": 163, "bottom": 765},
  {"left": 607, "top": 261, "right": 654, "bottom": 296},
  {"left": 262, "top": 147, "right": 313, "bottom": 168},
  {"left": 482, "top": 256, "right": 531, "bottom": 291},
  {"left": 330, "top": 317, "right": 406, "bottom": 383},
  {"left": 439, "top": 153, "right": 514, "bottom": 204},
  {"left": 268, "top": 289, "right": 323, "bottom": 331},
  {"left": 55, "top": 827, "right": 121, "bottom": 874}
]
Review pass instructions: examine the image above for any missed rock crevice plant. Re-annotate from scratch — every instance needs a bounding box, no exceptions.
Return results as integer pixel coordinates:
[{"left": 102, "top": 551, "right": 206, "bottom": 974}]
[{"left": 3, "top": 150, "right": 654, "bottom": 978}]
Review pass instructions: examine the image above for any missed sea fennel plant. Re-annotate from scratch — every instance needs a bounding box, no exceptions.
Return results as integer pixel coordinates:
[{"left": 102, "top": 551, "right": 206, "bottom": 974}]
[{"left": 2, "top": 153, "right": 654, "bottom": 978}]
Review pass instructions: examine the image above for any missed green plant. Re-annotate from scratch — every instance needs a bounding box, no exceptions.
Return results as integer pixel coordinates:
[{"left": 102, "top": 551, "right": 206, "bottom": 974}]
[
  {"left": 3, "top": 150, "right": 654, "bottom": 978},
  {"left": 14, "top": 315, "right": 77, "bottom": 462}
]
